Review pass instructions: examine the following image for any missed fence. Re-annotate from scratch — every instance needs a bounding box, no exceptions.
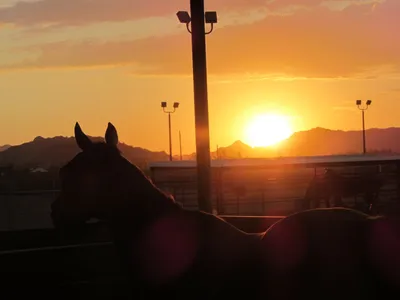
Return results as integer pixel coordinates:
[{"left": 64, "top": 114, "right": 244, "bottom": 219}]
[
  {"left": 150, "top": 155, "right": 400, "bottom": 216},
  {"left": 2, "top": 155, "right": 400, "bottom": 231}
]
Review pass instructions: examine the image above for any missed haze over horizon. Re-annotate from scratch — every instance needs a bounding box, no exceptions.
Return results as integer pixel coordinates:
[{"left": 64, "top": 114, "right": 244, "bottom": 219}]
[
  {"left": 1, "top": 0, "right": 399, "bottom": 154},
  {"left": 1, "top": 126, "right": 399, "bottom": 154}
]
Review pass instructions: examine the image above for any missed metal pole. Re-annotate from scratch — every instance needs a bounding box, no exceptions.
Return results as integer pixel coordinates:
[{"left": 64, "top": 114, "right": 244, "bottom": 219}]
[
  {"left": 168, "top": 112, "right": 173, "bottom": 161},
  {"left": 362, "top": 110, "right": 366, "bottom": 154},
  {"left": 190, "top": 0, "right": 212, "bottom": 213},
  {"left": 179, "top": 130, "right": 183, "bottom": 161}
]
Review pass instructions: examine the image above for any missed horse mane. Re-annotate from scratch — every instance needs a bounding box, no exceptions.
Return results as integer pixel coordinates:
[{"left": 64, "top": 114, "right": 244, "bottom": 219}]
[
  {"left": 114, "top": 147, "right": 178, "bottom": 207},
  {"left": 136, "top": 164, "right": 177, "bottom": 204}
]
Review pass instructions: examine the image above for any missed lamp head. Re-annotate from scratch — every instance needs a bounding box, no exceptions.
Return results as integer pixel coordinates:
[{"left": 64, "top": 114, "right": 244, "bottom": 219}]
[
  {"left": 177, "top": 11, "right": 191, "bottom": 24},
  {"left": 205, "top": 11, "right": 218, "bottom": 24}
]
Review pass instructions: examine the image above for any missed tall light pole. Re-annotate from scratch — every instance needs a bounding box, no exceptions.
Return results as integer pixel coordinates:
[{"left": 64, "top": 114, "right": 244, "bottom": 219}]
[
  {"left": 356, "top": 99, "right": 372, "bottom": 154},
  {"left": 161, "top": 101, "right": 180, "bottom": 161},
  {"left": 176, "top": 3, "right": 217, "bottom": 213}
]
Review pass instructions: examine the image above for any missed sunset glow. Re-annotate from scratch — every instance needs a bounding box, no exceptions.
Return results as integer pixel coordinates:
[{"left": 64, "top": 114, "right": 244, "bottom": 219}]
[
  {"left": 0, "top": 0, "right": 399, "bottom": 154},
  {"left": 244, "top": 114, "right": 293, "bottom": 147}
]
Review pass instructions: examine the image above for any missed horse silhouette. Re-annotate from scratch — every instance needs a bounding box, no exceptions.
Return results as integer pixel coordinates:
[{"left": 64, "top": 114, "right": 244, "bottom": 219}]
[
  {"left": 51, "top": 122, "right": 266, "bottom": 299},
  {"left": 51, "top": 122, "right": 397, "bottom": 299},
  {"left": 303, "top": 168, "right": 383, "bottom": 213}
]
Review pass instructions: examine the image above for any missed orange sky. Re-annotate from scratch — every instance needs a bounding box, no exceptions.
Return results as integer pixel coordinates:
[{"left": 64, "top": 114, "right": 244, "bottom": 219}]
[{"left": 0, "top": 0, "right": 399, "bottom": 154}]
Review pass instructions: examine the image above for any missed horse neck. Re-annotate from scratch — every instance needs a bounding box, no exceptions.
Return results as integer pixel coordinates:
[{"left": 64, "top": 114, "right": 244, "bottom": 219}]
[{"left": 109, "top": 163, "right": 180, "bottom": 227}]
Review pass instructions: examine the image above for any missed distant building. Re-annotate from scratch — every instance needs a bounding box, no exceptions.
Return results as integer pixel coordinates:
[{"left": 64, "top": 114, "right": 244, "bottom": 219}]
[{"left": 30, "top": 167, "right": 48, "bottom": 173}]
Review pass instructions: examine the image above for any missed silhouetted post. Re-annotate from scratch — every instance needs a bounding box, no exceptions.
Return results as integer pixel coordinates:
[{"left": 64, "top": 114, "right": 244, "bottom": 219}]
[
  {"left": 179, "top": 130, "right": 183, "bottom": 160},
  {"left": 356, "top": 100, "right": 372, "bottom": 155},
  {"left": 191, "top": 0, "right": 211, "bottom": 213},
  {"left": 176, "top": 3, "right": 217, "bottom": 213},
  {"left": 362, "top": 110, "right": 366, "bottom": 154},
  {"left": 161, "top": 102, "right": 180, "bottom": 161},
  {"left": 168, "top": 113, "right": 172, "bottom": 161}
]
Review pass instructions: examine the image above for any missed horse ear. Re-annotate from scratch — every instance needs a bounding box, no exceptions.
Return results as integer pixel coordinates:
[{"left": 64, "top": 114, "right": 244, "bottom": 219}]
[
  {"left": 105, "top": 122, "right": 118, "bottom": 147},
  {"left": 74, "top": 122, "right": 92, "bottom": 150}
]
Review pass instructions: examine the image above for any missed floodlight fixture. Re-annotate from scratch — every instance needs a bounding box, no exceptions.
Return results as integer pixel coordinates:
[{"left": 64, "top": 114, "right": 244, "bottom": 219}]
[
  {"left": 205, "top": 11, "right": 217, "bottom": 24},
  {"left": 177, "top": 11, "right": 191, "bottom": 24},
  {"left": 356, "top": 99, "right": 372, "bottom": 110},
  {"left": 176, "top": 10, "right": 217, "bottom": 34},
  {"left": 161, "top": 101, "right": 180, "bottom": 113}
]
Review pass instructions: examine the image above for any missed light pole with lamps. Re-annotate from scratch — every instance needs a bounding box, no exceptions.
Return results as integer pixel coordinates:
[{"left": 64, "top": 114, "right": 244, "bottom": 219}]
[
  {"left": 176, "top": 2, "right": 217, "bottom": 213},
  {"left": 161, "top": 101, "right": 180, "bottom": 161},
  {"left": 356, "top": 99, "right": 372, "bottom": 154}
]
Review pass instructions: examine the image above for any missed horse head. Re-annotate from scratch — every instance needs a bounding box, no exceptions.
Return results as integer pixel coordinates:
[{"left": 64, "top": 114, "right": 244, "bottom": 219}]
[{"left": 51, "top": 122, "right": 176, "bottom": 231}]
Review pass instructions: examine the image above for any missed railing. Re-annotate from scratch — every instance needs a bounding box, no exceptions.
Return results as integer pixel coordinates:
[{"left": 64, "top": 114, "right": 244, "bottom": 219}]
[
  {"left": 0, "top": 241, "right": 113, "bottom": 256},
  {"left": 156, "top": 175, "right": 399, "bottom": 215},
  {"left": 1, "top": 166, "right": 400, "bottom": 231},
  {"left": 0, "top": 215, "right": 282, "bottom": 254},
  {"left": 0, "top": 215, "right": 284, "bottom": 294},
  {"left": 0, "top": 189, "right": 59, "bottom": 196},
  {"left": 150, "top": 158, "right": 400, "bottom": 216},
  {"left": 0, "top": 157, "right": 399, "bottom": 230}
]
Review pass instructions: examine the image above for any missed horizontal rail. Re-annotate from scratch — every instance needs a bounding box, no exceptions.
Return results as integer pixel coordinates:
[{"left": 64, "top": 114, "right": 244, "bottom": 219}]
[
  {"left": 150, "top": 157, "right": 400, "bottom": 171},
  {"left": 0, "top": 215, "right": 287, "bottom": 254},
  {"left": 220, "top": 215, "right": 285, "bottom": 219},
  {"left": 0, "top": 241, "right": 113, "bottom": 256},
  {"left": 0, "top": 189, "right": 59, "bottom": 196}
]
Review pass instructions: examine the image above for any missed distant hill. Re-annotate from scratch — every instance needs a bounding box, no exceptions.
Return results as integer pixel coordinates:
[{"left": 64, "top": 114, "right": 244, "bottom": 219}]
[
  {"left": 277, "top": 127, "right": 399, "bottom": 157},
  {"left": 0, "top": 136, "right": 168, "bottom": 169},
  {"left": 214, "top": 140, "right": 254, "bottom": 159},
  {"left": 0, "top": 145, "right": 11, "bottom": 152}
]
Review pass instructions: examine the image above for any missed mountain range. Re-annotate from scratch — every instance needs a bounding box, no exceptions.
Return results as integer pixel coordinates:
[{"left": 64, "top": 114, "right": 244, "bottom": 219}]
[
  {"left": 0, "top": 127, "right": 399, "bottom": 169},
  {"left": 214, "top": 127, "right": 399, "bottom": 159},
  {"left": 0, "top": 136, "right": 168, "bottom": 169}
]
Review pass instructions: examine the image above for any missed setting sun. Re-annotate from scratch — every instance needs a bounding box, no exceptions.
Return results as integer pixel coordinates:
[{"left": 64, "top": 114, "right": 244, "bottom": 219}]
[{"left": 244, "top": 114, "right": 294, "bottom": 147}]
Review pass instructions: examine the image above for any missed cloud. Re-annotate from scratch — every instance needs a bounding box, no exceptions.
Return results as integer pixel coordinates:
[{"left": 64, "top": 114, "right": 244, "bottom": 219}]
[
  {"left": 320, "top": 0, "right": 384, "bottom": 11},
  {"left": 0, "top": 0, "right": 382, "bottom": 27},
  {"left": 0, "top": 0, "right": 39, "bottom": 9},
  {"left": 0, "top": 0, "right": 175, "bottom": 26},
  {"left": 1, "top": 0, "right": 399, "bottom": 79},
  {"left": 0, "top": 0, "right": 276, "bottom": 27}
]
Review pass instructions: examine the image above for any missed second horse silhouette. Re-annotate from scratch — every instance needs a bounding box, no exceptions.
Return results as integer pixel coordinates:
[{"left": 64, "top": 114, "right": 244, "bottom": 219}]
[{"left": 303, "top": 168, "right": 383, "bottom": 214}]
